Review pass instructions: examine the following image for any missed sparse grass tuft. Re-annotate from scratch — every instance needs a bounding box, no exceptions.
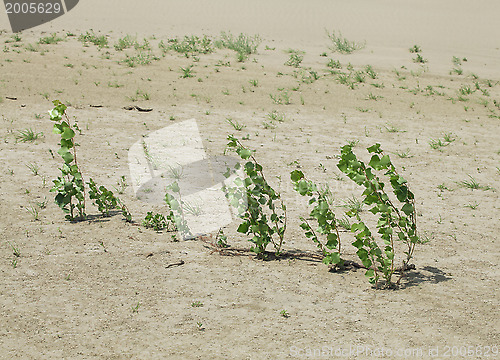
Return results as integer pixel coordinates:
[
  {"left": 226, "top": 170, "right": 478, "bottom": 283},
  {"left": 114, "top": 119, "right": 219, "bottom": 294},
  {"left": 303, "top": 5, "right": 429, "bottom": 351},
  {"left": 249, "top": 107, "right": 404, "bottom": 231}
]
[
  {"left": 457, "top": 175, "right": 492, "bottom": 191},
  {"left": 284, "top": 50, "right": 303, "bottom": 68},
  {"left": 326, "top": 30, "right": 365, "bottom": 54},
  {"left": 16, "top": 128, "right": 43, "bottom": 142},
  {"left": 226, "top": 118, "right": 245, "bottom": 131},
  {"left": 215, "top": 32, "right": 261, "bottom": 61},
  {"left": 121, "top": 51, "right": 159, "bottom": 67},
  {"left": 78, "top": 31, "right": 108, "bottom": 48},
  {"left": 114, "top": 35, "right": 137, "bottom": 51},
  {"left": 38, "top": 33, "right": 63, "bottom": 45}
]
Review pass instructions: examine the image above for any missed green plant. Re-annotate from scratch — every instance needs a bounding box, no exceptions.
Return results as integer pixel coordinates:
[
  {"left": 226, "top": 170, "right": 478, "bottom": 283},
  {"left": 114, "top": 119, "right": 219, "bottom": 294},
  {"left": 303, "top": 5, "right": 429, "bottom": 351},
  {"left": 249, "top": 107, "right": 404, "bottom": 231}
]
[
  {"left": 215, "top": 32, "right": 261, "bottom": 61},
  {"left": 270, "top": 89, "right": 291, "bottom": 105},
  {"left": 26, "top": 162, "right": 40, "bottom": 176},
  {"left": 183, "top": 201, "right": 202, "bottom": 216},
  {"left": 180, "top": 65, "right": 195, "bottom": 78},
  {"left": 249, "top": 79, "right": 259, "bottom": 87},
  {"left": 121, "top": 51, "right": 159, "bottom": 67},
  {"left": 413, "top": 53, "right": 427, "bottom": 64},
  {"left": 224, "top": 135, "right": 287, "bottom": 258},
  {"left": 49, "top": 101, "right": 86, "bottom": 221},
  {"left": 226, "top": 118, "right": 245, "bottom": 131},
  {"left": 457, "top": 175, "right": 492, "bottom": 191},
  {"left": 88, "top": 178, "right": 131, "bottom": 220},
  {"left": 131, "top": 302, "right": 140, "bottom": 313},
  {"left": 326, "top": 30, "right": 365, "bottom": 54},
  {"left": 280, "top": 309, "right": 290, "bottom": 318},
  {"left": 164, "top": 182, "right": 191, "bottom": 239},
  {"left": 337, "top": 215, "right": 351, "bottom": 230},
  {"left": 162, "top": 35, "right": 214, "bottom": 56},
  {"left": 395, "top": 149, "right": 413, "bottom": 159},
  {"left": 339, "top": 195, "right": 364, "bottom": 214},
  {"left": 429, "top": 133, "right": 455, "bottom": 150},
  {"left": 365, "top": 65, "right": 377, "bottom": 79},
  {"left": 408, "top": 45, "right": 422, "bottom": 53},
  {"left": 327, "top": 58, "right": 342, "bottom": 70},
  {"left": 16, "top": 128, "right": 43, "bottom": 142},
  {"left": 215, "top": 228, "right": 229, "bottom": 248},
  {"left": 35, "top": 198, "right": 48, "bottom": 209},
  {"left": 8, "top": 241, "right": 21, "bottom": 268},
  {"left": 25, "top": 43, "right": 38, "bottom": 52},
  {"left": 284, "top": 51, "right": 303, "bottom": 67},
  {"left": 114, "top": 35, "right": 137, "bottom": 51},
  {"left": 465, "top": 201, "right": 479, "bottom": 210},
  {"left": 38, "top": 33, "right": 63, "bottom": 44},
  {"left": 49, "top": 101, "right": 131, "bottom": 222},
  {"left": 78, "top": 31, "right": 108, "bottom": 48},
  {"left": 143, "top": 211, "right": 168, "bottom": 231},
  {"left": 291, "top": 170, "right": 343, "bottom": 268},
  {"left": 191, "top": 301, "right": 204, "bottom": 308},
  {"left": 337, "top": 143, "right": 422, "bottom": 288},
  {"left": 26, "top": 204, "right": 40, "bottom": 221},
  {"left": 114, "top": 175, "right": 128, "bottom": 194},
  {"left": 267, "top": 110, "right": 286, "bottom": 123},
  {"left": 366, "top": 93, "right": 382, "bottom": 101}
]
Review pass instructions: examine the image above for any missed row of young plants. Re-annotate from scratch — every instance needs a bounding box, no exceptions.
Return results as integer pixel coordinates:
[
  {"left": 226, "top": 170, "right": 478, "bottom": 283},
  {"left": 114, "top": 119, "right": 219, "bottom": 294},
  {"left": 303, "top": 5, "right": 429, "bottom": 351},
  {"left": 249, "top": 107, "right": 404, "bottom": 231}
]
[
  {"left": 224, "top": 135, "right": 425, "bottom": 289},
  {"left": 47, "top": 101, "right": 424, "bottom": 289}
]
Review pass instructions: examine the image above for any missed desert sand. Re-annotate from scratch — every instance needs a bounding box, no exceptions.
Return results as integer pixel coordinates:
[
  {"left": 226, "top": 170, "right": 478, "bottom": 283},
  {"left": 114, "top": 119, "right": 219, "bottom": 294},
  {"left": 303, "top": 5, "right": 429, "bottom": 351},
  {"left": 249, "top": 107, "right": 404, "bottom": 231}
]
[{"left": 0, "top": 1, "right": 499, "bottom": 359}]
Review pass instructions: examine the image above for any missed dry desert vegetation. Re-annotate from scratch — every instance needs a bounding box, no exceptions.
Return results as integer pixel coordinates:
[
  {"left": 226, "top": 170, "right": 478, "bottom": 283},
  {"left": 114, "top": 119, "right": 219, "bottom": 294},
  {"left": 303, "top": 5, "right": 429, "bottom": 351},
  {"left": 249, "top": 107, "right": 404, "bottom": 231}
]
[{"left": 0, "top": 7, "right": 499, "bottom": 360}]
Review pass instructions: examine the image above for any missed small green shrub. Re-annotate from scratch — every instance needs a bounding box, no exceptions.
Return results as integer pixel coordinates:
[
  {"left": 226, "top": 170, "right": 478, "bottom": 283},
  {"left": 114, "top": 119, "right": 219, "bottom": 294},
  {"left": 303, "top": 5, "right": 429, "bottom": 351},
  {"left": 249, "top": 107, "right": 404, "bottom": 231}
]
[
  {"left": 284, "top": 51, "right": 303, "bottom": 68},
  {"left": 326, "top": 30, "right": 365, "bottom": 54},
  {"left": 49, "top": 101, "right": 86, "bottom": 220},
  {"left": 114, "top": 35, "right": 137, "bottom": 51},
  {"left": 143, "top": 212, "right": 168, "bottom": 231},
  {"left": 78, "top": 31, "right": 108, "bottom": 48},
  {"left": 224, "top": 135, "right": 286, "bottom": 258},
  {"left": 165, "top": 182, "right": 191, "bottom": 239},
  {"left": 291, "top": 170, "right": 343, "bottom": 268},
  {"left": 88, "top": 179, "right": 131, "bottom": 221},
  {"left": 161, "top": 35, "right": 214, "bottom": 55},
  {"left": 38, "top": 33, "right": 63, "bottom": 44},
  {"left": 337, "top": 143, "right": 423, "bottom": 288},
  {"left": 49, "top": 101, "right": 131, "bottom": 222},
  {"left": 215, "top": 32, "right": 261, "bottom": 61}
]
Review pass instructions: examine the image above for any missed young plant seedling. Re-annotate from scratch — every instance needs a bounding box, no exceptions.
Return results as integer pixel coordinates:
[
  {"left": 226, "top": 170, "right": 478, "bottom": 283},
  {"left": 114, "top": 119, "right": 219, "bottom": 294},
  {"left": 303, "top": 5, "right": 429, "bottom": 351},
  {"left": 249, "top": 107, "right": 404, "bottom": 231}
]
[
  {"left": 291, "top": 170, "right": 343, "bottom": 268},
  {"left": 165, "top": 182, "right": 191, "bottom": 239},
  {"left": 49, "top": 101, "right": 132, "bottom": 222},
  {"left": 88, "top": 178, "right": 132, "bottom": 221},
  {"left": 337, "top": 143, "right": 423, "bottom": 288},
  {"left": 143, "top": 211, "right": 168, "bottom": 231},
  {"left": 224, "top": 135, "right": 287, "bottom": 258},
  {"left": 49, "top": 101, "right": 86, "bottom": 221}
]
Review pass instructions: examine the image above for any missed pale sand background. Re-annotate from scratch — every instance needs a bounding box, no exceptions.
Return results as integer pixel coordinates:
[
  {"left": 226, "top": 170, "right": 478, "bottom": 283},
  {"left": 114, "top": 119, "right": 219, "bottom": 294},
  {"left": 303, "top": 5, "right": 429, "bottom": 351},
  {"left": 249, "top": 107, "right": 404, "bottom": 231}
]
[{"left": 0, "top": 1, "right": 499, "bottom": 359}]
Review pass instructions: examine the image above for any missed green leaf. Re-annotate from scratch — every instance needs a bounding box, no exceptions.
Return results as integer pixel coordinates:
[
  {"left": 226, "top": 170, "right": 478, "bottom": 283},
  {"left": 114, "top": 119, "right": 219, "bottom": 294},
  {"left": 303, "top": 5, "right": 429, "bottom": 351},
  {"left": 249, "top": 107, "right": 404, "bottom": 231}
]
[
  {"left": 290, "top": 170, "right": 304, "bottom": 182},
  {"left": 61, "top": 127, "right": 75, "bottom": 140},
  {"left": 401, "top": 203, "right": 414, "bottom": 215},
  {"left": 57, "top": 148, "right": 74, "bottom": 163},
  {"left": 325, "top": 233, "right": 338, "bottom": 249},
  {"left": 237, "top": 223, "right": 249, "bottom": 233},
  {"left": 367, "top": 143, "right": 381, "bottom": 153},
  {"left": 297, "top": 180, "right": 309, "bottom": 195},
  {"left": 379, "top": 155, "right": 391, "bottom": 168},
  {"left": 238, "top": 148, "right": 252, "bottom": 159},
  {"left": 170, "top": 182, "right": 180, "bottom": 193}
]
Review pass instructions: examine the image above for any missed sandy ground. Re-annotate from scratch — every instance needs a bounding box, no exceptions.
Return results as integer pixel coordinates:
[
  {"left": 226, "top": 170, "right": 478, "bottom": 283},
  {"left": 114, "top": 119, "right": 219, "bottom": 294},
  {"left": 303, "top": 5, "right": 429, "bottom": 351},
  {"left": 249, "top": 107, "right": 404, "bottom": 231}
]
[{"left": 0, "top": 1, "right": 499, "bottom": 359}]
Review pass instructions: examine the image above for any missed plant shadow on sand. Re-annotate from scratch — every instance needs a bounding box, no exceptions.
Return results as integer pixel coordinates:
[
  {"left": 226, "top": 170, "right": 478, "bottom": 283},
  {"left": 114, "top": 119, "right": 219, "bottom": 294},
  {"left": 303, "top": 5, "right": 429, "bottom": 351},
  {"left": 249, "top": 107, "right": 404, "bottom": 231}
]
[
  {"left": 400, "top": 266, "right": 453, "bottom": 288},
  {"left": 202, "top": 239, "right": 451, "bottom": 288}
]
